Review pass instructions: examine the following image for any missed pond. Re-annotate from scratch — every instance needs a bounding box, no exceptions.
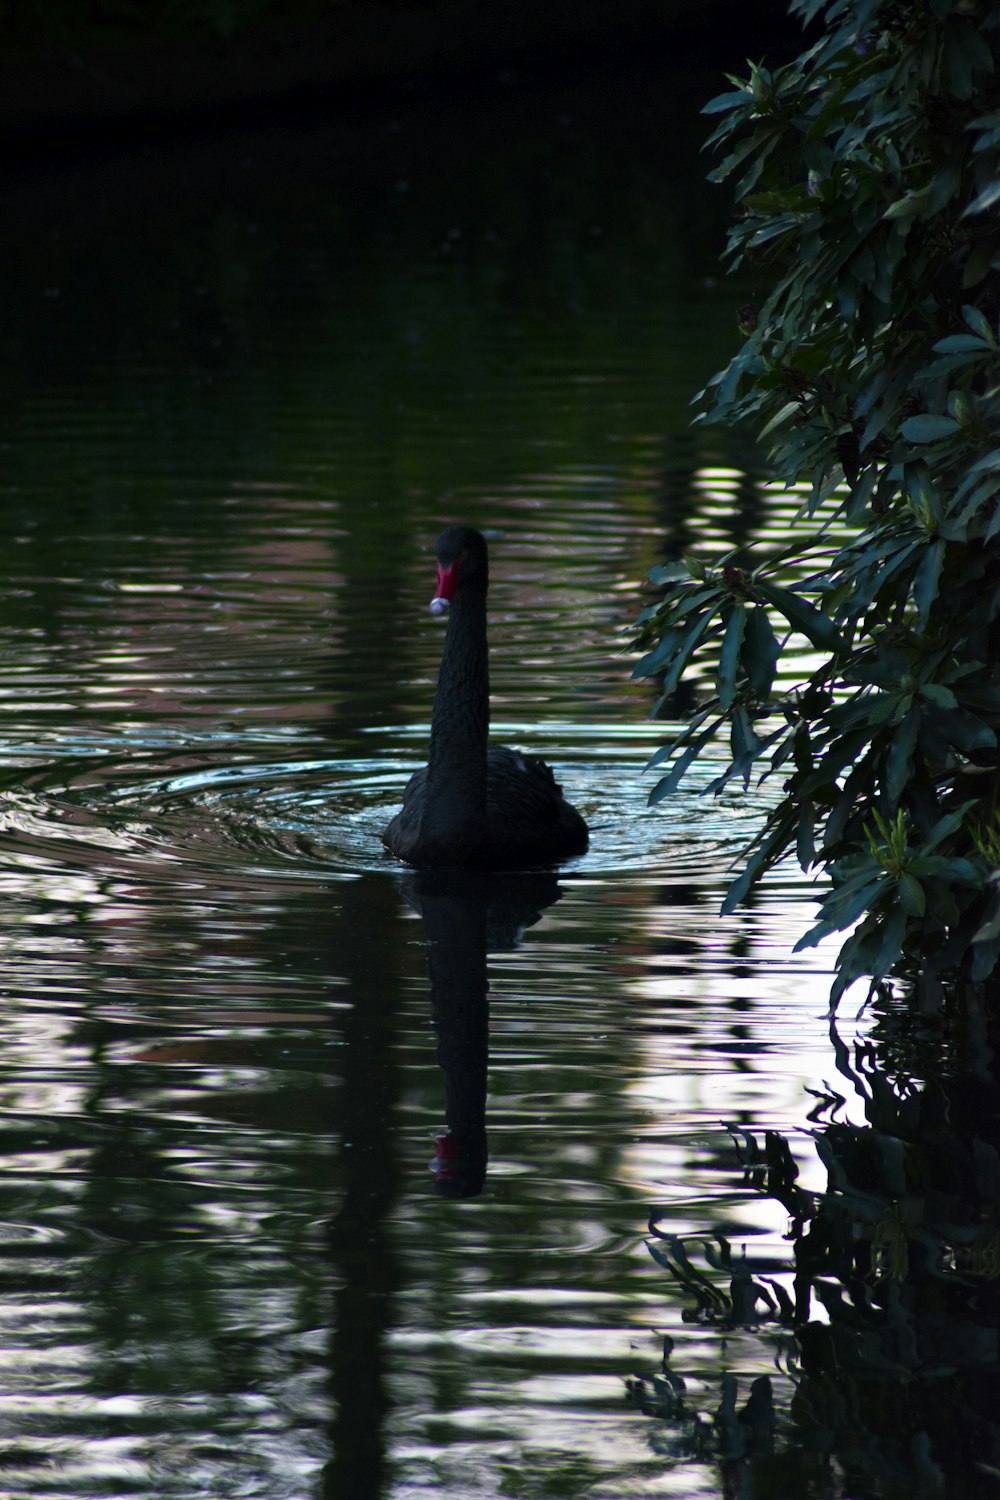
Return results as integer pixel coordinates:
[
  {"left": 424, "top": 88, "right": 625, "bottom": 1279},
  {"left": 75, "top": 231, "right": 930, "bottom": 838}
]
[{"left": 2, "top": 58, "right": 992, "bottom": 1500}]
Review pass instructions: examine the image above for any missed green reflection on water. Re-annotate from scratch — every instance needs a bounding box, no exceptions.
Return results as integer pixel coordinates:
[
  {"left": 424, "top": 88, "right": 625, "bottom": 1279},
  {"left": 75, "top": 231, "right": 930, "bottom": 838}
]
[{"left": 3, "top": 69, "right": 739, "bottom": 531}]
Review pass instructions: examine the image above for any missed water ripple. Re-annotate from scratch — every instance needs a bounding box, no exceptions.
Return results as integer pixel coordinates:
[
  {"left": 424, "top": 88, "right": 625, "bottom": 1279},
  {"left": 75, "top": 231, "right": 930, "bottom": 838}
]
[{"left": 0, "top": 722, "right": 769, "bottom": 889}]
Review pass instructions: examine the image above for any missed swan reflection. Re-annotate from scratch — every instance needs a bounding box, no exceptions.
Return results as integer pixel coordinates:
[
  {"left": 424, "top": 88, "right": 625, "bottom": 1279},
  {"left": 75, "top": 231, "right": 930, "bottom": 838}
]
[{"left": 401, "top": 869, "right": 563, "bottom": 1197}]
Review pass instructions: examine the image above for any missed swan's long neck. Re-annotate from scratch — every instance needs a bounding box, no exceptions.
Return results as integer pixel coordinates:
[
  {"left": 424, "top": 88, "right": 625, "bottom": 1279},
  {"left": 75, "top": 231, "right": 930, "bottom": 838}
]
[{"left": 420, "top": 587, "right": 489, "bottom": 849}]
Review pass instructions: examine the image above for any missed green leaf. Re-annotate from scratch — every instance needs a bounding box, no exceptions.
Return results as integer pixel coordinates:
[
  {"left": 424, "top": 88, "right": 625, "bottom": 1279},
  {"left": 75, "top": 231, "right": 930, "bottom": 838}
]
[
  {"left": 924, "top": 801, "right": 978, "bottom": 852},
  {"left": 731, "top": 705, "right": 762, "bottom": 764},
  {"left": 964, "top": 180, "right": 1000, "bottom": 216},
  {"left": 633, "top": 630, "right": 680, "bottom": 678},
  {"left": 886, "top": 708, "right": 919, "bottom": 807},
  {"left": 920, "top": 682, "right": 958, "bottom": 711},
  {"left": 938, "top": 707, "right": 996, "bottom": 754},
  {"left": 971, "top": 934, "right": 1000, "bottom": 982},
  {"left": 884, "top": 188, "right": 932, "bottom": 222},
  {"left": 797, "top": 801, "right": 816, "bottom": 869},
  {"left": 962, "top": 303, "right": 995, "bottom": 343},
  {"left": 647, "top": 741, "right": 703, "bottom": 803},
  {"left": 973, "top": 897, "right": 1000, "bottom": 946},
  {"left": 660, "top": 609, "right": 717, "bottom": 698},
  {"left": 897, "top": 872, "right": 926, "bottom": 916},
  {"left": 845, "top": 464, "right": 878, "bottom": 520},
  {"left": 928, "top": 856, "right": 983, "bottom": 885},
  {"left": 962, "top": 234, "right": 995, "bottom": 288},
  {"left": 718, "top": 604, "right": 746, "bottom": 710},
  {"left": 747, "top": 216, "right": 805, "bottom": 251},
  {"left": 794, "top": 875, "right": 892, "bottom": 950},
  {"left": 900, "top": 414, "right": 962, "bottom": 442},
  {"left": 753, "top": 577, "right": 845, "bottom": 653},
  {"left": 873, "top": 906, "right": 907, "bottom": 977},
  {"left": 931, "top": 332, "right": 990, "bottom": 354},
  {"left": 759, "top": 399, "right": 803, "bottom": 439},
  {"left": 721, "top": 848, "right": 769, "bottom": 916},
  {"left": 702, "top": 87, "right": 753, "bottom": 115},
  {"left": 913, "top": 539, "right": 945, "bottom": 625},
  {"left": 741, "top": 606, "right": 781, "bottom": 698},
  {"left": 648, "top": 561, "right": 691, "bottom": 586}
]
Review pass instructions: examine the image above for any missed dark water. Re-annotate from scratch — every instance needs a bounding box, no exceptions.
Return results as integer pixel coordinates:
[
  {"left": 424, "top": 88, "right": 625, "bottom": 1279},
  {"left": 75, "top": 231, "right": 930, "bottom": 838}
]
[{"left": 0, "top": 65, "right": 991, "bottom": 1500}]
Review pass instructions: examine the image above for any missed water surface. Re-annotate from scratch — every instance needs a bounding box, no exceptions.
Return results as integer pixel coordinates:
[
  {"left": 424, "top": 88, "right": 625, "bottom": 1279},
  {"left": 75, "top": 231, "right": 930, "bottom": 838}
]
[{"left": 0, "top": 69, "right": 877, "bottom": 1500}]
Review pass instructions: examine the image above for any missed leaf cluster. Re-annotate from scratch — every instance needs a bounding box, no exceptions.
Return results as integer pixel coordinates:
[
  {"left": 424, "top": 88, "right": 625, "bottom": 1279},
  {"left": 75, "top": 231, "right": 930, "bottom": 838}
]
[{"left": 635, "top": 0, "right": 1000, "bottom": 1002}]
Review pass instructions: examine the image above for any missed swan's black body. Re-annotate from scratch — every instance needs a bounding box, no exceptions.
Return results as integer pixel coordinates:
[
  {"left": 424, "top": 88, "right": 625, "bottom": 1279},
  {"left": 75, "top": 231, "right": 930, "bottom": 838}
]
[{"left": 382, "top": 526, "right": 589, "bottom": 870}]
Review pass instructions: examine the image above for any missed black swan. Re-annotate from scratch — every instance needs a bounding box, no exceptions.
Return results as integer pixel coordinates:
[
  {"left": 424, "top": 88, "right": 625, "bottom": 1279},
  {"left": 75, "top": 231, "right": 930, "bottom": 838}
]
[{"left": 382, "top": 525, "right": 589, "bottom": 869}]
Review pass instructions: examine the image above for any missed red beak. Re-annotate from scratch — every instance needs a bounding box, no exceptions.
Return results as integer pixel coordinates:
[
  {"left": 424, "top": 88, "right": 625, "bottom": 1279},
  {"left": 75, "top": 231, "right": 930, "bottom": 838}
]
[{"left": 434, "top": 558, "right": 459, "bottom": 603}]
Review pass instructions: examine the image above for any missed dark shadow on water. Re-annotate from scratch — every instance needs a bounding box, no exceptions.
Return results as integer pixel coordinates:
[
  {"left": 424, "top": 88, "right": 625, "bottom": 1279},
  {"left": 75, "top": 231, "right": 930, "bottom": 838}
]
[
  {"left": 323, "top": 876, "right": 403, "bottom": 1500},
  {"left": 402, "top": 868, "right": 562, "bottom": 1199},
  {"left": 630, "top": 980, "right": 1000, "bottom": 1499}
]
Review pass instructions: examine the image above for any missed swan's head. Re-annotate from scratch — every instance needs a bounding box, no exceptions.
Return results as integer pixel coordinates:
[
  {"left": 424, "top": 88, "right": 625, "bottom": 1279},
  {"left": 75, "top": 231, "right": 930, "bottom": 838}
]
[{"left": 429, "top": 525, "right": 489, "bottom": 613}]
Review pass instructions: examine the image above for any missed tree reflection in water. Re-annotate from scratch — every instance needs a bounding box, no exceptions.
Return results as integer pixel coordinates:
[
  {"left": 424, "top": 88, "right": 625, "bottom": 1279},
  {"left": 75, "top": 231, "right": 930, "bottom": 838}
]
[{"left": 631, "top": 984, "right": 1000, "bottom": 1498}]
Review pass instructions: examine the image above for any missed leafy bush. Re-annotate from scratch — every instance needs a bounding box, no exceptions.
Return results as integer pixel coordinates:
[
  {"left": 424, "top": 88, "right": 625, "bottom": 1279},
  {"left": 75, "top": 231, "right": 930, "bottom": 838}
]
[{"left": 632, "top": 0, "right": 1000, "bottom": 1004}]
